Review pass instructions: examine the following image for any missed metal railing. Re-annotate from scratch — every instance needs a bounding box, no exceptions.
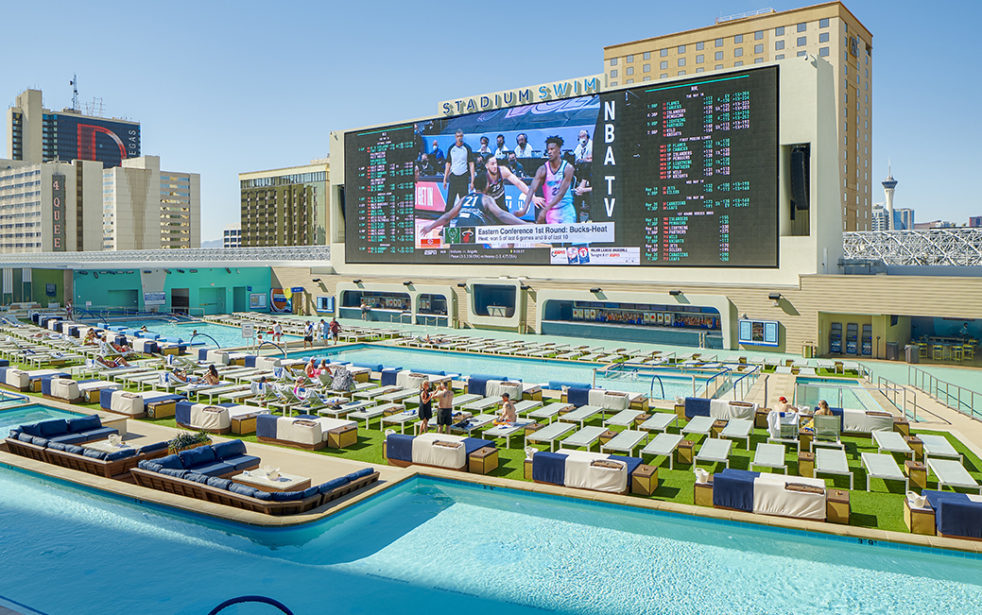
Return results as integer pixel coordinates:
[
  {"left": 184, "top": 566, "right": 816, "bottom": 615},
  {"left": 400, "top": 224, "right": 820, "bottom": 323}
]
[
  {"left": 730, "top": 364, "right": 761, "bottom": 402},
  {"left": 876, "top": 376, "right": 920, "bottom": 422},
  {"left": 908, "top": 365, "right": 981, "bottom": 419}
]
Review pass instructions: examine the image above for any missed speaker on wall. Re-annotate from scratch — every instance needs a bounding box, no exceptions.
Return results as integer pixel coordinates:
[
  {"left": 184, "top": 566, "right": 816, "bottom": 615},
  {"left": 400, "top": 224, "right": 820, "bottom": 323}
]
[{"left": 791, "top": 145, "right": 810, "bottom": 212}]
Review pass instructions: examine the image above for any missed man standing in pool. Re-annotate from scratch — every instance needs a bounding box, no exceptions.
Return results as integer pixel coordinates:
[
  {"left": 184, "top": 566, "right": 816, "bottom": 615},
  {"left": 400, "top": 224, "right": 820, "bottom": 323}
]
[{"left": 525, "top": 136, "right": 576, "bottom": 224}]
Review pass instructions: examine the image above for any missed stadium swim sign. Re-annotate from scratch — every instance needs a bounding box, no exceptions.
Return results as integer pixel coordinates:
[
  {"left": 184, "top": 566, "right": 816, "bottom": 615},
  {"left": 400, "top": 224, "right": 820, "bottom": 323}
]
[{"left": 440, "top": 75, "right": 604, "bottom": 117}]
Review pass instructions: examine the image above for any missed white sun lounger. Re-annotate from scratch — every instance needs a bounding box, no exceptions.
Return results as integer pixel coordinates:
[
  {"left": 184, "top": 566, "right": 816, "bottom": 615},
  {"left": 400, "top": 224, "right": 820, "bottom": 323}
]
[
  {"left": 525, "top": 421, "right": 577, "bottom": 452},
  {"left": 451, "top": 393, "right": 484, "bottom": 408},
  {"left": 927, "top": 459, "right": 982, "bottom": 494},
  {"left": 720, "top": 418, "right": 753, "bottom": 449},
  {"left": 600, "top": 430, "right": 647, "bottom": 456},
  {"left": 751, "top": 443, "right": 787, "bottom": 474},
  {"left": 775, "top": 366, "right": 793, "bottom": 375},
  {"left": 484, "top": 420, "right": 535, "bottom": 448},
  {"left": 376, "top": 388, "right": 419, "bottom": 404},
  {"left": 695, "top": 438, "right": 732, "bottom": 468},
  {"left": 682, "top": 415, "right": 715, "bottom": 437},
  {"left": 603, "top": 409, "right": 645, "bottom": 428},
  {"left": 641, "top": 433, "right": 684, "bottom": 468},
  {"left": 513, "top": 400, "right": 543, "bottom": 415},
  {"left": 348, "top": 403, "right": 400, "bottom": 429},
  {"left": 920, "top": 434, "right": 963, "bottom": 463},
  {"left": 638, "top": 412, "right": 677, "bottom": 434},
  {"left": 353, "top": 386, "right": 400, "bottom": 400},
  {"left": 317, "top": 399, "right": 375, "bottom": 418},
  {"left": 815, "top": 448, "right": 854, "bottom": 489},
  {"left": 872, "top": 430, "right": 914, "bottom": 460},
  {"left": 861, "top": 452, "right": 907, "bottom": 492},
  {"left": 452, "top": 414, "right": 496, "bottom": 435},
  {"left": 382, "top": 409, "right": 418, "bottom": 433},
  {"left": 463, "top": 397, "right": 501, "bottom": 412},
  {"left": 563, "top": 426, "right": 608, "bottom": 451},
  {"left": 527, "top": 403, "right": 573, "bottom": 423},
  {"left": 559, "top": 405, "right": 604, "bottom": 428}
]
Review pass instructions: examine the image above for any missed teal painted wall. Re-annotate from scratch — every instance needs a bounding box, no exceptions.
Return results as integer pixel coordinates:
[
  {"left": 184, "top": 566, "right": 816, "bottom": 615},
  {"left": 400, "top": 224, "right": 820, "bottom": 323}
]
[{"left": 72, "top": 267, "right": 272, "bottom": 315}]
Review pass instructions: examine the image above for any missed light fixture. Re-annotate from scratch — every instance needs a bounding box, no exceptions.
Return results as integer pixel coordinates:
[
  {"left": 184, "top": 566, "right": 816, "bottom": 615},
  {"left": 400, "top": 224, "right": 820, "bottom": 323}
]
[
  {"left": 520, "top": 283, "right": 531, "bottom": 290},
  {"left": 403, "top": 281, "right": 413, "bottom": 286},
  {"left": 164, "top": 269, "right": 172, "bottom": 274},
  {"left": 590, "top": 287, "right": 602, "bottom": 294},
  {"left": 225, "top": 267, "right": 231, "bottom": 274},
  {"left": 177, "top": 269, "right": 186, "bottom": 274},
  {"left": 456, "top": 283, "right": 467, "bottom": 288},
  {"left": 311, "top": 278, "right": 321, "bottom": 283},
  {"left": 669, "top": 290, "right": 682, "bottom": 296},
  {"left": 143, "top": 270, "right": 152, "bottom": 274},
  {"left": 768, "top": 292, "right": 782, "bottom": 301},
  {"left": 352, "top": 279, "right": 362, "bottom": 285}
]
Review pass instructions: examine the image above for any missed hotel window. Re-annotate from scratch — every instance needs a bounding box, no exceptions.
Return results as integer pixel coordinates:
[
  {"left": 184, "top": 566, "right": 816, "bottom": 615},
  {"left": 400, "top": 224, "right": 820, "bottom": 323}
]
[
  {"left": 696, "top": 41, "right": 704, "bottom": 50},
  {"left": 754, "top": 58, "right": 763, "bottom": 64},
  {"left": 660, "top": 60, "right": 668, "bottom": 69},
  {"left": 775, "top": 26, "right": 784, "bottom": 36},
  {"left": 734, "top": 61, "right": 743, "bottom": 66},
  {"left": 626, "top": 79, "right": 634, "bottom": 84},
  {"left": 820, "top": 47, "right": 829, "bottom": 57},
  {"left": 678, "top": 44, "right": 685, "bottom": 52},
  {"left": 678, "top": 57, "right": 685, "bottom": 66},
  {"left": 715, "top": 38, "right": 723, "bottom": 47},
  {"left": 775, "top": 40, "right": 784, "bottom": 50},
  {"left": 678, "top": 70, "right": 686, "bottom": 76},
  {"left": 734, "top": 48, "right": 743, "bottom": 57},
  {"left": 660, "top": 73, "right": 668, "bottom": 79},
  {"left": 775, "top": 54, "right": 784, "bottom": 60},
  {"left": 643, "top": 76, "right": 651, "bottom": 81},
  {"left": 714, "top": 64, "right": 723, "bottom": 70},
  {"left": 696, "top": 54, "right": 704, "bottom": 63},
  {"left": 754, "top": 30, "right": 763, "bottom": 40},
  {"left": 820, "top": 17, "right": 830, "bottom": 28},
  {"left": 797, "top": 36, "right": 806, "bottom": 46},
  {"left": 643, "top": 51, "right": 650, "bottom": 60},
  {"left": 798, "top": 50, "right": 807, "bottom": 57},
  {"left": 819, "top": 32, "right": 829, "bottom": 43},
  {"left": 609, "top": 58, "right": 617, "bottom": 66},
  {"left": 734, "top": 34, "right": 743, "bottom": 43},
  {"left": 643, "top": 63, "right": 650, "bottom": 72},
  {"left": 754, "top": 44, "right": 763, "bottom": 54},
  {"left": 626, "top": 55, "right": 634, "bottom": 62},
  {"left": 696, "top": 67, "right": 704, "bottom": 73},
  {"left": 797, "top": 22, "right": 806, "bottom": 32},
  {"left": 626, "top": 67, "right": 634, "bottom": 75},
  {"left": 715, "top": 51, "right": 723, "bottom": 60},
  {"left": 610, "top": 69, "right": 618, "bottom": 77},
  {"left": 660, "top": 49, "right": 668, "bottom": 57}
]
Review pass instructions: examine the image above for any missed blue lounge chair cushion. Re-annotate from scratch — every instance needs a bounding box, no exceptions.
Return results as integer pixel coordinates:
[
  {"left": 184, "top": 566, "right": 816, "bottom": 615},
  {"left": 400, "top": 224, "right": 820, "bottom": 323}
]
[
  {"left": 385, "top": 433, "right": 413, "bottom": 462},
  {"left": 197, "top": 348, "right": 209, "bottom": 361},
  {"left": 47, "top": 441, "right": 67, "bottom": 451},
  {"left": 318, "top": 477, "right": 349, "bottom": 493},
  {"left": 106, "top": 449, "right": 137, "bottom": 462},
  {"left": 159, "top": 468, "right": 190, "bottom": 479},
  {"left": 712, "top": 469, "right": 759, "bottom": 512},
  {"left": 63, "top": 444, "right": 85, "bottom": 455},
  {"left": 137, "top": 441, "right": 169, "bottom": 455},
  {"left": 139, "top": 460, "right": 163, "bottom": 472},
  {"left": 8, "top": 428, "right": 20, "bottom": 438},
  {"left": 50, "top": 427, "right": 116, "bottom": 444},
  {"left": 347, "top": 467, "right": 374, "bottom": 481},
  {"left": 532, "top": 452, "right": 568, "bottom": 485},
  {"left": 463, "top": 438, "right": 494, "bottom": 456},
  {"left": 83, "top": 448, "right": 107, "bottom": 460},
  {"left": 212, "top": 439, "right": 247, "bottom": 459},
  {"left": 17, "top": 432, "right": 35, "bottom": 443},
  {"left": 302, "top": 486, "right": 320, "bottom": 499},
  {"left": 206, "top": 476, "right": 233, "bottom": 490},
  {"left": 380, "top": 368, "right": 400, "bottom": 387},
  {"left": 270, "top": 490, "right": 304, "bottom": 502},
  {"left": 67, "top": 415, "right": 102, "bottom": 433},
  {"left": 567, "top": 387, "right": 591, "bottom": 407},
  {"left": 609, "top": 455, "right": 643, "bottom": 476},
  {"left": 32, "top": 436, "right": 49, "bottom": 447},
  {"left": 924, "top": 490, "right": 982, "bottom": 539},
  {"left": 685, "top": 397, "right": 711, "bottom": 418},
  {"left": 243, "top": 355, "right": 257, "bottom": 368},
  {"left": 186, "top": 471, "right": 211, "bottom": 484},
  {"left": 156, "top": 454, "right": 183, "bottom": 469},
  {"left": 38, "top": 419, "right": 70, "bottom": 437},
  {"left": 227, "top": 482, "right": 258, "bottom": 498},
  {"left": 468, "top": 377, "right": 490, "bottom": 397},
  {"left": 191, "top": 461, "right": 234, "bottom": 477},
  {"left": 222, "top": 455, "right": 260, "bottom": 472},
  {"left": 178, "top": 445, "right": 217, "bottom": 469},
  {"left": 256, "top": 414, "right": 278, "bottom": 439},
  {"left": 174, "top": 401, "right": 193, "bottom": 426},
  {"left": 99, "top": 388, "right": 116, "bottom": 409},
  {"left": 251, "top": 489, "right": 273, "bottom": 501}
]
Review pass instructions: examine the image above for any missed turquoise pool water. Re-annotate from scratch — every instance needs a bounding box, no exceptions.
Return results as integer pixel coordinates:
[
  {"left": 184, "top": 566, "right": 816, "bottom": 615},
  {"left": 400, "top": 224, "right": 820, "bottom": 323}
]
[
  {"left": 795, "top": 377, "right": 882, "bottom": 411},
  {"left": 288, "top": 344, "right": 712, "bottom": 398},
  {"left": 111, "top": 319, "right": 297, "bottom": 348},
  {"left": 0, "top": 404, "right": 83, "bottom": 433},
  {"left": 0, "top": 470, "right": 980, "bottom": 614}
]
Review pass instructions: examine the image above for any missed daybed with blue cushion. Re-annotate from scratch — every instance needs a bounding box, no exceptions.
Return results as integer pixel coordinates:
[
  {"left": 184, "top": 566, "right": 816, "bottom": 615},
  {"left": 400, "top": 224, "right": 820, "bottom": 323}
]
[
  {"left": 135, "top": 440, "right": 261, "bottom": 479},
  {"left": 922, "top": 490, "right": 982, "bottom": 539},
  {"left": 528, "top": 448, "right": 645, "bottom": 494},
  {"left": 385, "top": 432, "right": 497, "bottom": 474},
  {"left": 6, "top": 415, "right": 118, "bottom": 452},
  {"left": 6, "top": 437, "right": 171, "bottom": 478},
  {"left": 711, "top": 468, "right": 827, "bottom": 521},
  {"left": 0, "top": 368, "right": 71, "bottom": 392},
  {"left": 129, "top": 463, "right": 380, "bottom": 516},
  {"left": 257, "top": 414, "right": 358, "bottom": 450},
  {"left": 101, "top": 388, "right": 185, "bottom": 418},
  {"left": 175, "top": 400, "right": 232, "bottom": 434},
  {"left": 43, "top": 377, "right": 118, "bottom": 403},
  {"left": 565, "top": 386, "right": 647, "bottom": 411},
  {"left": 683, "top": 397, "right": 757, "bottom": 420}
]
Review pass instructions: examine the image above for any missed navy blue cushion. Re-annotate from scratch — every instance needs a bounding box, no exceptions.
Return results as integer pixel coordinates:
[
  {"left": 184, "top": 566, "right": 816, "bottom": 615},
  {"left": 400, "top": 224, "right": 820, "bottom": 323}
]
[
  {"left": 137, "top": 441, "right": 169, "bottom": 455},
  {"left": 567, "top": 387, "right": 591, "bottom": 407},
  {"left": 67, "top": 415, "right": 101, "bottom": 433},
  {"left": 380, "top": 368, "right": 400, "bottom": 387},
  {"left": 346, "top": 467, "right": 374, "bottom": 481},
  {"left": 256, "top": 414, "right": 278, "bottom": 439},
  {"left": 178, "top": 445, "right": 217, "bottom": 468},
  {"left": 37, "top": 419, "right": 69, "bottom": 437},
  {"left": 159, "top": 467, "right": 190, "bottom": 479},
  {"left": 174, "top": 400, "right": 193, "bottom": 426},
  {"left": 67, "top": 427, "right": 118, "bottom": 443},
  {"left": 227, "top": 482, "right": 258, "bottom": 498},
  {"left": 63, "top": 444, "right": 85, "bottom": 455},
  {"left": 301, "top": 486, "right": 320, "bottom": 499},
  {"left": 318, "top": 477, "right": 349, "bottom": 493},
  {"left": 222, "top": 454, "right": 260, "bottom": 472},
  {"left": 386, "top": 433, "right": 414, "bottom": 462},
  {"left": 8, "top": 428, "right": 21, "bottom": 438},
  {"left": 251, "top": 489, "right": 273, "bottom": 501},
  {"left": 100, "top": 387, "right": 116, "bottom": 409},
  {"left": 17, "top": 432, "right": 35, "bottom": 443},
  {"left": 212, "top": 439, "right": 246, "bottom": 459},
  {"left": 270, "top": 490, "right": 304, "bottom": 502},
  {"left": 82, "top": 448, "right": 107, "bottom": 460},
  {"left": 156, "top": 454, "right": 183, "bottom": 469},
  {"left": 532, "top": 452, "right": 568, "bottom": 485},
  {"left": 206, "top": 476, "right": 233, "bottom": 490},
  {"left": 190, "top": 461, "right": 234, "bottom": 477},
  {"left": 105, "top": 449, "right": 137, "bottom": 462},
  {"left": 712, "top": 469, "right": 760, "bottom": 512},
  {"left": 47, "top": 441, "right": 67, "bottom": 451},
  {"left": 20, "top": 423, "right": 42, "bottom": 437},
  {"left": 608, "top": 455, "right": 643, "bottom": 476},
  {"left": 684, "top": 397, "right": 712, "bottom": 418},
  {"left": 138, "top": 460, "right": 163, "bottom": 472},
  {"left": 185, "top": 471, "right": 211, "bottom": 484},
  {"left": 463, "top": 438, "right": 494, "bottom": 456},
  {"left": 32, "top": 436, "right": 49, "bottom": 447}
]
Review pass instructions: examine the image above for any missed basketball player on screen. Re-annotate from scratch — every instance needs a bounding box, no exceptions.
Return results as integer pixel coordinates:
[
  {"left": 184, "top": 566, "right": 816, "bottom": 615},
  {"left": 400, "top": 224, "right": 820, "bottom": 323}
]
[
  {"left": 524, "top": 135, "right": 576, "bottom": 224},
  {"left": 421, "top": 172, "right": 530, "bottom": 236}
]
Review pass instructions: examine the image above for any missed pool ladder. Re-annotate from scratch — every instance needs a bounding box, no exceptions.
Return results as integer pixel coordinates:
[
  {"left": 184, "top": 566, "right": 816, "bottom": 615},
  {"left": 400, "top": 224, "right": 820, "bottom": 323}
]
[{"left": 209, "top": 595, "right": 294, "bottom": 614}]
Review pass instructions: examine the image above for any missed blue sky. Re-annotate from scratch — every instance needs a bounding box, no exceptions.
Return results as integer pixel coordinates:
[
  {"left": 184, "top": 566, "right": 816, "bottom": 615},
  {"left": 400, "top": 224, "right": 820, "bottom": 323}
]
[{"left": 2, "top": 0, "right": 979, "bottom": 240}]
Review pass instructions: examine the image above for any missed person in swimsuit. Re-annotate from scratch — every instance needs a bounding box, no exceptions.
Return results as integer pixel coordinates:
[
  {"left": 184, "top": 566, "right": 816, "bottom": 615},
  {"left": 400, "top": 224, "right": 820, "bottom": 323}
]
[
  {"left": 525, "top": 135, "right": 576, "bottom": 224},
  {"left": 418, "top": 380, "right": 434, "bottom": 433},
  {"left": 421, "top": 172, "right": 531, "bottom": 236},
  {"left": 497, "top": 393, "right": 517, "bottom": 424}
]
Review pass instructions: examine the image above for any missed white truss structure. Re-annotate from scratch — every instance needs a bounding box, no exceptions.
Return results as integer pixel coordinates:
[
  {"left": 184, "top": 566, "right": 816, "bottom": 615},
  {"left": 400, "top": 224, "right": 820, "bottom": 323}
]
[
  {"left": 843, "top": 229, "right": 982, "bottom": 266},
  {"left": 0, "top": 246, "right": 332, "bottom": 269}
]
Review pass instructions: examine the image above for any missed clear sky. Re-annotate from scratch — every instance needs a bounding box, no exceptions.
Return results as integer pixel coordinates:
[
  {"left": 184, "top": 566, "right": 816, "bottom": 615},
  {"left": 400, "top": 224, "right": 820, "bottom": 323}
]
[{"left": 2, "top": 0, "right": 979, "bottom": 240}]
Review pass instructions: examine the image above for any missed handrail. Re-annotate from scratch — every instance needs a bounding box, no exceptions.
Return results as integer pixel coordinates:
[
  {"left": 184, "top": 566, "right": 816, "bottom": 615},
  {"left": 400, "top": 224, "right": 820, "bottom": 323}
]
[
  {"left": 189, "top": 332, "right": 222, "bottom": 349},
  {"left": 730, "top": 364, "right": 761, "bottom": 402},
  {"left": 208, "top": 595, "right": 294, "bottom": 615},
  {"left": 649, "top": 373, "right": 666, "bottom": 400},
  {"left": 258, "top": 340, "right": 287, "bottom": 359},
  {"left": 907, "top": 364, "right": 981, "bottom": 419}
]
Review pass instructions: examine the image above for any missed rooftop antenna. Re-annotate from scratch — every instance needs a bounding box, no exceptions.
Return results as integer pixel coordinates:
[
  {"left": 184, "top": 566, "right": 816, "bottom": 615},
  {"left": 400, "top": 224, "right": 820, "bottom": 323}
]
[{"left": 69, "top": 74, "right": 79, "bottom": 112}]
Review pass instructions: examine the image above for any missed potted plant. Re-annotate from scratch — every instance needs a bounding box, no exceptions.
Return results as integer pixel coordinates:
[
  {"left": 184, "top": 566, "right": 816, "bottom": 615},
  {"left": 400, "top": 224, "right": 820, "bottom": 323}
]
[{"left": 167, "top": 431, "right": 212, "bottom": 454}]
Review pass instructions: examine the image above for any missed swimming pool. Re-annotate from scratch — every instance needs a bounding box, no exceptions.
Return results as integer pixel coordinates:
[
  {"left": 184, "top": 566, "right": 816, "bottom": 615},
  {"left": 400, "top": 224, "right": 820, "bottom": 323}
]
[
  {"left": 0, "top": 469, "right": 980, "bottom": 614},
  {"left": 109, "top": 319, "right": 297, "bottom": 349},
  {"left": 288, "top": 344, "right": 712, "bottom": 398},
  {"left": 795, "top": 377, "right": 882, "bottom": 411},
  {"left": 0, "top": 404, "right": 84, "bottom": 433}
]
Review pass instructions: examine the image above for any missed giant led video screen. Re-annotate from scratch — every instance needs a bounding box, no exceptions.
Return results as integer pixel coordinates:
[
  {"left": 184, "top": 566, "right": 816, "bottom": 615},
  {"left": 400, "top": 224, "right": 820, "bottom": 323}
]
[{"left": 344, "top": 66, "right": 778, "bottom": 267}]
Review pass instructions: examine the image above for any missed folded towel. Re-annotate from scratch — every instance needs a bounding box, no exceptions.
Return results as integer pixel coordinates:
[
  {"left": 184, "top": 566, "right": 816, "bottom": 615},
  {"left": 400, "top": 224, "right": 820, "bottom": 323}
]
[
  {"left": 433, "top": 440, "right": 462, "bottom": 449},
  {"left": 294, "top": 420, "right": 317, "bottom": 428},
  {"left": 591, "top": 460, "right": 625, "bottom": 470},
  {"left": 785, "top": 483, "right": 824, "bottom": 494}
]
